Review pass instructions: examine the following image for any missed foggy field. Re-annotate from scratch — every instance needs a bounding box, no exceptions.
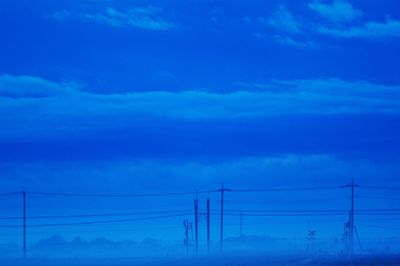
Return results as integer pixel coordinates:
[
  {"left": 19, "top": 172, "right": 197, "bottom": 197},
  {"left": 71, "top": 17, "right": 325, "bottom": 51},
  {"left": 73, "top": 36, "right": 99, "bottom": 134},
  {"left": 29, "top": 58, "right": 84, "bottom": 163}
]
[{"left": 2, "top": 255, "right": 400, "bottom": 266}]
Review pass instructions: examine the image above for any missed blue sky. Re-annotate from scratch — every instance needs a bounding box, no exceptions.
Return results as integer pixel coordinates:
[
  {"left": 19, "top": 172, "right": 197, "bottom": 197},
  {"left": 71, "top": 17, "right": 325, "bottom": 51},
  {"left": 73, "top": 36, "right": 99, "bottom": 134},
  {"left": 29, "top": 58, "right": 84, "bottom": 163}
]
[{"left": 0, "top": 0, "right": 400, "bottom": 247}]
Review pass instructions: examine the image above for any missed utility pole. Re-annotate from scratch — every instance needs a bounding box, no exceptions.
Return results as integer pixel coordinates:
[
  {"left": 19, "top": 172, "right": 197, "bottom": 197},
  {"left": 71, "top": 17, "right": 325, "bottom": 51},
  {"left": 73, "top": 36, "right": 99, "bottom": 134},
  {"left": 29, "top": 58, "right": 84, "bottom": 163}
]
[
  {"left": 219, "top": 183, "right": 230, "bottom": 253},
  {"left": 349, "top": 179, "right": 355, "bottom": 256},
  {"left": 308, "top": 229, "right": 316, "bottom": 253},
  {"left": 343, "top": 179, "right": 359, "bottom": 257},
  {"left": 22, "top": 190, "right": 26, "bottom": 259},
  {"left": 207, "top": 198, "right": 210, "bottom": 255},
  {"left": 194, "top": 192, "right": 199, "bottom": 255},
  {"left": 240, "top": 212, "right": 243, "bottom": 236},
  {"left": 220, "top": 184, "right": 224, "bottom": 253},
  {"left": 183, "top": 219, "right": 192, "bottom": 256}
]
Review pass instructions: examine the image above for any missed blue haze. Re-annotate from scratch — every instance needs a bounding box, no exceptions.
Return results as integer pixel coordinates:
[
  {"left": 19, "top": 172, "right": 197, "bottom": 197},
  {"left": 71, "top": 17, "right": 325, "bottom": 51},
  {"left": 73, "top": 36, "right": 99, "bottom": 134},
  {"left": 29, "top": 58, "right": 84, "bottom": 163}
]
[{"left": 0, "top": 0, "right": 400, "bottom": 257}]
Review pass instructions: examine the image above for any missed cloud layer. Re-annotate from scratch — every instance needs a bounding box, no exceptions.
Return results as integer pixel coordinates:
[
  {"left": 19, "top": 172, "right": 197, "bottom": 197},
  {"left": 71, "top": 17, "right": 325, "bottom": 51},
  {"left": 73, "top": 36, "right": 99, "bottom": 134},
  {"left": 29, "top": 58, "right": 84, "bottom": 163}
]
[
  {"left": 0, "top": 75, "right": 78, "bottom": 98},
  {"left": 2, "top": 154, "right": 399, "bottom": 193},
  {"left": 308, "top": 0, "right": 363, "bottom": 23},
  {"left": 1, "top": 75, "right": 399, "bottom": 120},
  {"left": 0, "top": 74, "right": 399, "bottom": 162},
  {"left": 317, "top": 18, "right": 400, "bottom": 39},
  {"left": 263, "top": 5, "right": 301, "bottom": 34},
  {"left": 53, "top": 7, "right": 175, "bottom": 31},
  {"left": 259, "top": 0, "right": 400, "bottom": 46}
]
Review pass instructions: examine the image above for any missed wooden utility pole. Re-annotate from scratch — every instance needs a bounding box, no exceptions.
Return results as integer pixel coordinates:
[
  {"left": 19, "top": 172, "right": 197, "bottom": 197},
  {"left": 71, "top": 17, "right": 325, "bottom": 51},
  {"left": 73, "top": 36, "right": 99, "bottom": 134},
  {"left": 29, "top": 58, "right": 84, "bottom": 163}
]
[
  {"left": 349, "top": 179, "right": 355, "bottom": 256},
  {"left": 194, "top": 193, "right": 199, "bottom": 255},
  {"left": 207, "top": 198, "right": 210, "bottom": 254},
  {"left": 22, "top": 191, "right": 26, "bottom": 259},
  {"left": 219, "top": 184, "right": 230, "bottom": 253},
  {"left": 343, "top": 179, "right": 358, "bottom": 257}
]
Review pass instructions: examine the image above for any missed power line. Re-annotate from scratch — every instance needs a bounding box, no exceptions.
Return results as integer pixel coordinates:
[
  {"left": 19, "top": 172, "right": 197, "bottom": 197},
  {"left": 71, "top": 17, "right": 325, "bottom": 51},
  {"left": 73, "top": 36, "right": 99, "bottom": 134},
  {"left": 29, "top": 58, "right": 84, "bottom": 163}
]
[
  {"left": 2, "top": 209, "right": 399, "bottom": 221},
  {"left": 0, "top": 192, "right": 21, "bottom": 197},
  {"left": 0, "top": 184, "right": 368, "bottom": 198},
  {"left": 356, "top": 195, "right": 400, "bottom": 201},
  {"left": 214, "top": 211, "right": 400, "bottom": 217},
  {"left": 223, "top": 213, "right": 347, "bottom": 217},
  {"left": 224, "top": 209, "right": 346, "bottom": 213},
  {"left": 0, "top": 213, "right": 191, "bottom": 228},
  {"left": 356, "top": 213, "right": 400, "bottom": 216},
  {"left": 2, "top": 183, "right": 400, "bottom": 258},
  {"left": 0, "top": 225, "right": 184, "bottom": 237},
  {"left": 1, "top": 184, "right": 399, "bottom": 198},
  {"left": 229, "top": 185, "right": 343, "bottom": 192},
  {"left": 223, "top": 213, "right": 400, "bottom": 217},
  {"left": 0, "top": 190, "right": 219, "bottom": 198},
  {"left": 27, "top": 190, "right": 217, "bottom": 198},
  {"left": 223, "top": 209, "right": 400, "bottom": 213},
  {"left": 358, "top": 224, "right": 400, "bottom": 230},
  {"left": 359, "top": 185, "right": 400, "bottom": 191},
  {"left": 0, "top": 209, "right": 191, "bottom": 220}
]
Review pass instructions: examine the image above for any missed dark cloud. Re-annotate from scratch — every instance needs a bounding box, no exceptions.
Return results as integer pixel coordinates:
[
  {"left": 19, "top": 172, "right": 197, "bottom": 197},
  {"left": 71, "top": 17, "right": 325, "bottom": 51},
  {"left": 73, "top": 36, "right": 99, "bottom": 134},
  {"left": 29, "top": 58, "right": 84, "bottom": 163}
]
[{"left": 0, "top": 114, "right": 399, "bottom": 162}]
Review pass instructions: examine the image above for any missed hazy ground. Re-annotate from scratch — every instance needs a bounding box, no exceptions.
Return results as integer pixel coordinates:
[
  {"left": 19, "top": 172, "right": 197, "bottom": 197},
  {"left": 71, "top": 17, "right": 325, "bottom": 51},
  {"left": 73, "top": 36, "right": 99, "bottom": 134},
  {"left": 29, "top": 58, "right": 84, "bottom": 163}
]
[{"left": 2, "top": 255, "right": 400, "bottom": 266}]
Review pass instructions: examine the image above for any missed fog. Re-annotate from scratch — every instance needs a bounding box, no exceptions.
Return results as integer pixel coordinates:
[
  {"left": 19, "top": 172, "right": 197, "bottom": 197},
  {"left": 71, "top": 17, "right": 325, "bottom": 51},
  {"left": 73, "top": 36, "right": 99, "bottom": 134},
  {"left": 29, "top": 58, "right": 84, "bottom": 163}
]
[{"left": 2, "top": 254, "right": 400, "bottom": 266}]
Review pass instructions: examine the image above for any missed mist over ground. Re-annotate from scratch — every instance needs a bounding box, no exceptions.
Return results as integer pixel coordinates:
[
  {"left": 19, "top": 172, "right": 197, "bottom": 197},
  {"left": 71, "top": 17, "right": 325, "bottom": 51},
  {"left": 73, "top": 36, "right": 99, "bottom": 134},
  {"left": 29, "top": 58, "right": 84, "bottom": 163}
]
[
  {"left": 2, "top": 255, "right": 400, "bottom": 266},
  {"left": 2, "top": 233, "right": 400, "bottom": 265}
]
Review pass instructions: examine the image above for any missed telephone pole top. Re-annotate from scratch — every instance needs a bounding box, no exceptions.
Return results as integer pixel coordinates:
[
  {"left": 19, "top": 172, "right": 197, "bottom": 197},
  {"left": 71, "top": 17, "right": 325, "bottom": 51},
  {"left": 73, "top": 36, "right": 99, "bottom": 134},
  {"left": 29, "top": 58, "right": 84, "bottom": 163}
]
[
  {"left": 218, "top": 183, "right": 231, "bottom": 253},
  {"left": 342, "top": 179, "right": 359, "bottom": 257}
]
